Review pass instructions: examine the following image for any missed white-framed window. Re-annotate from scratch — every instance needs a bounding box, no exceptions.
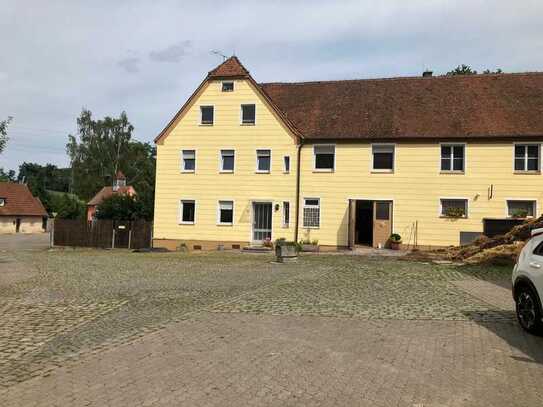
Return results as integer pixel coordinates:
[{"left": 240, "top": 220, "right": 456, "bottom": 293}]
[
  {"left": 181, "top": 150, "right": 196, "bottom": 172},
  {"left": 241, "top": 104, "right": 256, "bottom": 125},
  {"left": 441, "top": 144, "right": 465, "bottom": 172},
  {"left": 372, "top": 144, "right": 395, "bottom": 171},
  {"left": 514, "top": 144, "right": 540, "bottom": 172},
  {"left": 256, "top": 149, "right": 271, "bottom": 173},
  {"left": 220, "top": 149, "right": 235, "bottom": 172},
  {"left": 217, "top": 200, "right": 234, "bottom": 225},
  {"left": 179, "top": 200, "right": 196, "bottom": 224},
  {"left": 303, "top": 198, "right": 320, "bottom": 228},
  {"left": 221, "top": 81, "right": 234, "bottom": 92},
  {"left": 507, "top": 200, "right": 536, "bottom": 218},
  {"left": 314, "top": 145, "right": 335, "bottom": 171},
  {"left": 440, "top": 198, "right": 468, "bottom": 218},
  {"left": 283, "top": 201, "right": 290, "bottom": 227},
  {"left": 283, "top": 156, "right": 290, "bottom": 173},
  {"left": 200, "top": 106, "right": 214, "bottom": 125},
  {"left": 0, "top": 197, "right": 5, "bottom": 207}
]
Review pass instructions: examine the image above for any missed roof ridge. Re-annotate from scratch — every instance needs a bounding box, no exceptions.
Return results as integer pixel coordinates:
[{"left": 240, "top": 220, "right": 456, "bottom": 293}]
[{"left": 260, "top": 71, "right": 543, "bottom": 86}]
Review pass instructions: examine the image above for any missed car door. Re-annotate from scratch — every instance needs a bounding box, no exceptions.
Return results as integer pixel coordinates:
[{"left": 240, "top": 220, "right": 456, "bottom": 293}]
[{"left": 528, "top": 239, "right": 543, "bottom": 302}]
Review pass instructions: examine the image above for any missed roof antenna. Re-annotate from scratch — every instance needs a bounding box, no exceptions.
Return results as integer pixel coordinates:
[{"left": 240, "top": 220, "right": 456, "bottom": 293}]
[{"left": 210, "top": 50, "right": 228, "bottom": 61}]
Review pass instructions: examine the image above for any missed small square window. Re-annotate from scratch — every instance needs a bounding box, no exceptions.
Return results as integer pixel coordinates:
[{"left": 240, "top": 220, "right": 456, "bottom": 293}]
[
  {"left": 372, "top": 145, "right": 395, "bottom": 171},
  {"left": 222, "top": 82, "right": 234, "bottom": 92},
  {"left": 507, "top": 200, "right": 536, "bottom": 218},
  {"left": 515, "top": 144, "right": 540, "bottom": 172},
  {"left": 283, "top": 156, "right": 290, "bottom": 173},
  {"left": 314, "top": 145, "right": 335, "bottom": 170},
  {"left": 375, "top": 202, "right": 390, "bottom": 220},
  {"left": 181, "top": 150, "right": 196, "bottom": 172},
  {"left": 0, "top": 198, "right": 5, "bottom": 207},
  {"left": 180, "top": 200, "right": 195, "bottom": 224},
  {"left": 440, "top": 199, "right": 468, "bottom": 218},
  {"left": 220, "top": 150, "right": 235, "bottom": 172},
  {"left": 200, "top": 106, "right": 214, "bottom": 125},
  {"left": 241, "top": 104, "right": 256, "bottom": 125},
  {"left": 256, "top": 149, "right": 271, "bottom": 172},
  {"left": 218, "top": 201, "right": 234, "bottom": 225},
  {"left": 303, "top": 198, "right": 320, "bottom": 228},
  {"left": 441, "top": 144, "right": 465, "bottom": 172}
]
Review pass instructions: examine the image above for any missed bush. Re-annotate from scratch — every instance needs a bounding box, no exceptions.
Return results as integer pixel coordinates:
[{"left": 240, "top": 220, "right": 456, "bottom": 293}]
[
  {"left": 390, "top": 233, "right": 402, "bottom": 242},
  {"left": 443, "top": 207, "right": 465, "bottom": 218},
  {"left": 95, "top": 194, "right": 148, "bottom": 221},
  {"left": 511, "top": 209, "right": 529, "bottom": 218}
]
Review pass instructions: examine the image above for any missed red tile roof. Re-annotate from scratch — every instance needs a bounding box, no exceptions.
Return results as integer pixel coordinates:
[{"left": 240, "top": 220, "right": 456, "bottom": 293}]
[
  {"left": 208, "top": 56, "right": 250, "bottom": 78},
  {"left": 87, "top": 186, "right": 136, "bottom": 206},
  {"left": 260, "top": 72, "right": 543, "bottom": 140},
  {"left": 0, "top": 183, "right": 48, "bottom": 217}
]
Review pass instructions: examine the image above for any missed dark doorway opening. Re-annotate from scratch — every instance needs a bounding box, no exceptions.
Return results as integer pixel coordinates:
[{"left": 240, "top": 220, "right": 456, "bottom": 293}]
[
  {"left": 15, "top": 218, "right": 21, "bottom": 233},
  {"left": 355, "top": 200, "right": 373, "bottom": 246}
]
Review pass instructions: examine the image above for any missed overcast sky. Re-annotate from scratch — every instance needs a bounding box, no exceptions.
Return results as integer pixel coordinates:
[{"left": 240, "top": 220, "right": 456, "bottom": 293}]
[{"left": 2, "top": 0, "right": 543, "bottom": 171}]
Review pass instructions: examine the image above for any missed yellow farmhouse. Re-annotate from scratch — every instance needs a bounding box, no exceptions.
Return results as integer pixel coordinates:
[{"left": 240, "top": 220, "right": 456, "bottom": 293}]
[{"left": 153, "top": 57, "right": 543, "bottom": 250}]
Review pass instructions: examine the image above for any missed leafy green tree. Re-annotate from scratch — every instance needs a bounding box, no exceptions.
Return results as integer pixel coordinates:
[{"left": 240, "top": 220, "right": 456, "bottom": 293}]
[
  {"left": 483, "top": 68, "right": 503, "bottom": 74},
  {"left": 95, "top": 194, "right": 149, "bottom": 221},
  {"left": 447, "top": 64, "right": 477, "bottom": 76},
  {"left": 0, "top": 116, "right": 12, "bottom": 154},
  {"left": 55, "top": 194, "right": 86, "bottom": 219},
  {"left": 0, "top": 168, "right": 16, "bottom": 182},
  {"left": 66, "top": 109, "right": 155, "bottom": 218}
]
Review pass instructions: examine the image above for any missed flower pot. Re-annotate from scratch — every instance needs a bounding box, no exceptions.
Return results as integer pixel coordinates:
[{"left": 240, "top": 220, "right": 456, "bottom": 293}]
[
  {"left": 390, "top": 241, "right": 401, "bottom": 250},
  {"left": 301, "top": 244, "right": 319, "bottom": 252}
]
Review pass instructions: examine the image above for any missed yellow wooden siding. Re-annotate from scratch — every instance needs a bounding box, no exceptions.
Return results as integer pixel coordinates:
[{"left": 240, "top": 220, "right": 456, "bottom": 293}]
[
  {"left": 300, "top": 141, "right": 543, "bottom": 247},
  {"left": 154, "top": 79, "right": 298, "bottom": 243}
]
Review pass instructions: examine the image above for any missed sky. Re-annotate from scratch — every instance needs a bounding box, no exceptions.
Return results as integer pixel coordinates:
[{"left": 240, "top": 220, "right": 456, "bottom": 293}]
[{"left": 2, "top": 0, "right": 543, "bottom": 172}]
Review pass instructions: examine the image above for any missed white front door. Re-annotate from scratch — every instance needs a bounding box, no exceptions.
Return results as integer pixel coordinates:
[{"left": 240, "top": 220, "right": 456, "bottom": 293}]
[{"left": 252, "top": 202, "right": 272, "bottom": 243}]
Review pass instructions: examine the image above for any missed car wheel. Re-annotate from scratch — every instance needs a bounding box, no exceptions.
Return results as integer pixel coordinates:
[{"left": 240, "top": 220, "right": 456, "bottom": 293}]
[{"left": 515, "top": 285, "right": 543, "bottom": 335}]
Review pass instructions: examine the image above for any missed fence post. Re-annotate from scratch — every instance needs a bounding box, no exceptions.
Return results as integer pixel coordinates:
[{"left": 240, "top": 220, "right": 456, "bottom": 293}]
[
  {"left": 49, "top": 217, "right": 54, "bottom": 248},
  {"left": 112, "top": 226, "right": 116, "bottom": 249},
  {"left": 128, "top": 227, "right": 132, "bottom": 250}
]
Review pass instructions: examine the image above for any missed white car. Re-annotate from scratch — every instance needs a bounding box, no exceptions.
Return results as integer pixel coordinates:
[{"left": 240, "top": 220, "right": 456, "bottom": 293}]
[{"left": 512, "top": 227, "right": 543, "bottom": 335}]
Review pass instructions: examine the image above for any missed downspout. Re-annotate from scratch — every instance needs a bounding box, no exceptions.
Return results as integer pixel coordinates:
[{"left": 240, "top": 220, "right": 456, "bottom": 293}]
[{"left": 294, "top": 140, "right": 304, "bottom": 242}]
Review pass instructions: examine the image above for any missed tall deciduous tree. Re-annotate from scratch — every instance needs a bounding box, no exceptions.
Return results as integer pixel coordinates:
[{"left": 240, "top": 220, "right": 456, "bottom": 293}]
[
  {"left": 66, "top": 109, "right": 155, "bottom": 217},
  {"left": 0, "top": 116, "right": 12, "bottom": 154},
  {"left": 446, "top": 64, "right": 477, "bottom": 76}
]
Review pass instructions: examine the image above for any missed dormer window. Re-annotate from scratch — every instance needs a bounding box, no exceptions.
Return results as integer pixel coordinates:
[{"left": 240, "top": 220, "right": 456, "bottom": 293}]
[
  {"left": 200, "top": 106, "right": 214, "bottom": 125},
  {"left": 222, "top": 81, "right": 234, "bottom": 92},
  {"left": 0, "top": 198, "right": 5, "bottom": 207}
]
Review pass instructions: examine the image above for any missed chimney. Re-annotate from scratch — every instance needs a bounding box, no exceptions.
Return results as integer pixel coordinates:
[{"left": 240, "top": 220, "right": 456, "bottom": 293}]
[{"left": 422, "top": 70, "right": 433, "bottom": 78}]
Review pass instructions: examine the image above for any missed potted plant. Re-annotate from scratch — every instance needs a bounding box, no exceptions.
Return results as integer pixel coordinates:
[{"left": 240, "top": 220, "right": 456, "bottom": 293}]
[
  {"left": 511, "top": 208, "right": 529, "bottom": 219},
  {"left": 299, "top": 238, "right": 319, "bottom": 252},
  {"left": 389, "top": 233, "right": 402, "bottom": 250},
  {"left": 443, "top": 207, "right": 465, "bottom": 218},
  {"left": 275, "top": 238, "right": 298, "bottom": 262}
]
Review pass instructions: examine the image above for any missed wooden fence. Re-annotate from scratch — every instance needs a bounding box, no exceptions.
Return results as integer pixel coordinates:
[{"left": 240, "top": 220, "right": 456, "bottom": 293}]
[{"left": 53, "top": 219, "right": 153, "bottom": 249}]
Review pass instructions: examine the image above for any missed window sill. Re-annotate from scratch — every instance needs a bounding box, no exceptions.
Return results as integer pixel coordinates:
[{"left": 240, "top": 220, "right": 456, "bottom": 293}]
[
  {"left": 313, "top": 169, "right": 334, "bottom": 173},
  {"left": 440, "top": 171, "right": 465, "bottom": 175},
  {"left": 181, "top": 170, "right": 195, "bottom": 174},
  {"left": 179, "top": 222, "right": 195, "bottom": 225},
  {"left": 219, "top": 170, "right": 234, "bottom": 174},
  {"left": 255, "top": 171, "right": 270, "bottom": 174},
  {"left": 439, "top": 216, "right": 468, "bottom": 219},
  {"left": 281, "top": 225, "right": 290, "bottom": 229},
  {"left": 217, "top": 223, "right": 233, "bottom": 226},
  {"left": 514, "top": 171, "right": 541, "bottom": 175},
  {"left": 240, "top": 123, "right": 255, "bottom": 126},
  {"left": 371, "top": 169, "right": 394, "bottom": 174},
  {"left": 199, "top": 123, "right": 214, "bottom": 126},
  {"left": 302, "top": 226, "right": 320, "bottom": 229},
  {"left": 283, "top": 171, "right": 290, "bottom": 174}
]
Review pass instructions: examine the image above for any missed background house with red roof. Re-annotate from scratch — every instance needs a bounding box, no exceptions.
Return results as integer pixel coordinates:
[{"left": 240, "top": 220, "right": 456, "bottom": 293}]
[
  {"left": 86, "top": 171, "right": 136, "bottom": 221},
  {"left": 0, "top": 182, "right": 48, "bottom": 233}
]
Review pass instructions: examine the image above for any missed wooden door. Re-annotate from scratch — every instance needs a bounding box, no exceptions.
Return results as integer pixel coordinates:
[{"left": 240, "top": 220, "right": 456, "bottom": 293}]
[
  {"left": 348, "top": 199, "right": 356, "bottom": 249},
  {"left": 373, "top": 201, "right": 392, "bottom": 248}
]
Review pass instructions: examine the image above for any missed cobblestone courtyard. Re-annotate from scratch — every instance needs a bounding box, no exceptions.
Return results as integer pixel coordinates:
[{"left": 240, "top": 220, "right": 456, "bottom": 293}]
[{"left": 1, "top": 249, "right": 542, "bottom": 406}]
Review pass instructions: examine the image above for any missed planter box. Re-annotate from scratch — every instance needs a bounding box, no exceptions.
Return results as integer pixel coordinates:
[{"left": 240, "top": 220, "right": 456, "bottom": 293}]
[
  {"left": 301, "top": 244, "right": 319, "bottom": 253},
  {"left": 390, "top": 241, "right": 401, "bottom": 250},
  {"left": 275, "top": 244, "right": 298, "bottom": 263}
]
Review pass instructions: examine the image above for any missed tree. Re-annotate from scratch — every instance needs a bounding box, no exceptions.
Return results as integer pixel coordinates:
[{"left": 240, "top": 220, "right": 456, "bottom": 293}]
[
  {"left": 0, "top": 116, "right": 12, "bottom": 154},
  {"left": 54, "top": 194, "right": 86, "bottom": 219},
  {"left": 483, "top": 68, "right": 503, "bottom": 74},
  {"left": 0, "top": 168, "right": 16, "bottom": 182},
  {"left": 446, "top": 64, "right": 477, "bottom": 76},
  {"left": 66, "top": 109, "right": 155, "bottom": 217},
  {"left": 16, "top": 163, "right": 71, "bottom": 212},
  {"left": 95, "top": 194, "right": 149, "bottom": 221}
]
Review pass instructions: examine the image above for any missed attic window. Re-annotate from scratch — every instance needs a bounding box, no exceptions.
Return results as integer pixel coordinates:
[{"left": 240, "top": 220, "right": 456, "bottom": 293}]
[
  {"left": 222, "top": 81, "right": 234, "bottom": 92},
  {"left": 0, "top": 198, "right": 5, "bottom": 207},
  {"left": 200, "top": 106, "right": 214, "bottom": 125}
]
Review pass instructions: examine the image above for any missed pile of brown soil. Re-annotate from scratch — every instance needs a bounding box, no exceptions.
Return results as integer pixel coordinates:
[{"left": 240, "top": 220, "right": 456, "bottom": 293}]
[{"left": 407, "top": 216, "right": 543, "bottom": 265}]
